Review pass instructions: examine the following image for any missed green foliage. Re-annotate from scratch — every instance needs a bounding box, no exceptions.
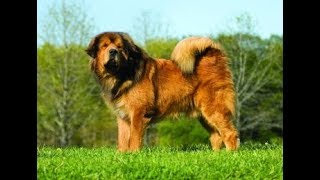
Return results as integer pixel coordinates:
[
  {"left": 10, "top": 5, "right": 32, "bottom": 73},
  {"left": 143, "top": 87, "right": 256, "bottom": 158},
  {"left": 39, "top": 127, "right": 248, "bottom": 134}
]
[
  {"left": 37, "top": 144, "right": 283, "bottom": 179},
  {"left": 144, "top": 38, "right": 179, "bottom": 59},
  {"left": 156, "top": 117, "right": 209, "bottom": 147},
  {"left": 37, "top": 43, "right": 117, "bottom": 147},
  {"left": 74, "top": 114, "right": 117, "bottom": 147}
]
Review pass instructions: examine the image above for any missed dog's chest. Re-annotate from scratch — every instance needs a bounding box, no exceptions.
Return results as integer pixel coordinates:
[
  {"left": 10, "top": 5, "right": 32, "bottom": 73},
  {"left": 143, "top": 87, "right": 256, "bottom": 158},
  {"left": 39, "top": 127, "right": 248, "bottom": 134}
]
[
  {"left": 102, "top": 92, "right": 130, "bottom": 120},
  {"left": 112, "top": 98, "right": 130, "bottom": 120}
]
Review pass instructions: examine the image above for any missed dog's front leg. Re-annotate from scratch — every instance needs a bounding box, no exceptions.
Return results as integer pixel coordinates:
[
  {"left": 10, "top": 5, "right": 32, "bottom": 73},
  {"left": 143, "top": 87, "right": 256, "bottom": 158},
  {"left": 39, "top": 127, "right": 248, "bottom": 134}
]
[
  {"left": 128, "top": 112, "right": 148, "bottom": 151},
  {"left": 117, "top": 118, "right": 130, "bottom": 152}
]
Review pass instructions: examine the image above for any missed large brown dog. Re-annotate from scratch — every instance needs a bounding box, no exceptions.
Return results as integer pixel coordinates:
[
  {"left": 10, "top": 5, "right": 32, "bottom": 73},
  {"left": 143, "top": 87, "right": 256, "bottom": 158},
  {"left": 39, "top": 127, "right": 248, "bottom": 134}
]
[{"left": 86, "top": 32, "right": 239, "bottom": 152}]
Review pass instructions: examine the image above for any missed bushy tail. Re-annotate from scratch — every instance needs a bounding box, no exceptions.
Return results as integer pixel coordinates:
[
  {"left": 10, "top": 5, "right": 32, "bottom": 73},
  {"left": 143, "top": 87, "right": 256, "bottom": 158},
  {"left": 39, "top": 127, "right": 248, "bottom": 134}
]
[{"left": 171, "top": 37, "right": 223, "bottom": 74}]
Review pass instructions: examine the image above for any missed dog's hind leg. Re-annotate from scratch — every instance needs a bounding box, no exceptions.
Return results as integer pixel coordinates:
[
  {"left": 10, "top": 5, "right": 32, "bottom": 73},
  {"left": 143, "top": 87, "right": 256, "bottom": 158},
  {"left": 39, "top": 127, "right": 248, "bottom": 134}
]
[
  {"left": 199, "top": 117, "right": 223, "bottom": 151},
  {"left": 195, "top": 89, "right": 239, "bottom": 151},
  {"left": 200, "top": 110, "right": 239, "bottom": 151}
]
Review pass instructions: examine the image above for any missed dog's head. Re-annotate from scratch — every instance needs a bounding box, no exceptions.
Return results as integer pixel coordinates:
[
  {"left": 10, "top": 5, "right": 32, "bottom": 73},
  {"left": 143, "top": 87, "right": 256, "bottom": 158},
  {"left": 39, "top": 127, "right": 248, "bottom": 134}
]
[{"left": 86, "top": 32, "right": 144, "bottom": 79}]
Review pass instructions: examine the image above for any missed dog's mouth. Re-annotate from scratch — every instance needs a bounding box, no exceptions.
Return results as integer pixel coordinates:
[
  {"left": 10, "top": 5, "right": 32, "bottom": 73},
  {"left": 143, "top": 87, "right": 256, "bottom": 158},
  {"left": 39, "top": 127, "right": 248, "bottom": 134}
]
[{"left": 105, "top": 58, "right": 120, "bottom": 74}]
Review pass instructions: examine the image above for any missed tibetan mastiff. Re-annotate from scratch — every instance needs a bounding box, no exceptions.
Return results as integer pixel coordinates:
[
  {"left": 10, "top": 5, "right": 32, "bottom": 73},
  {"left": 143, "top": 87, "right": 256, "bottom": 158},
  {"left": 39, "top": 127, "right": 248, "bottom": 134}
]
[{"left": 86, "top": 32, "right": 239, "bottom": 152}]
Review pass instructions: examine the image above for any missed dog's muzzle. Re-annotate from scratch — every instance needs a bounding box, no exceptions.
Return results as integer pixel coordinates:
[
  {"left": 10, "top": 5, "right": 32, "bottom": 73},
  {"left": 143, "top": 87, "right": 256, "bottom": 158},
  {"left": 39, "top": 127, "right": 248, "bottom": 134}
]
[
  {"left": 109, "top": 48, "right": 118, "bottom": 58},
  {"left": 104, "top": 49, "right": 120, "bottom": 74}
]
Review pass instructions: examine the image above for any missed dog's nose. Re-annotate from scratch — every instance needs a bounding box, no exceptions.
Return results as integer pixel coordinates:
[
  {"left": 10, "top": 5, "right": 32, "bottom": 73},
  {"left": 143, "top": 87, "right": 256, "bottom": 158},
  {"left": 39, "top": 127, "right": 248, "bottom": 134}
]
[{"left": 109, "top": 49, "right": 118, "bottom": 56}]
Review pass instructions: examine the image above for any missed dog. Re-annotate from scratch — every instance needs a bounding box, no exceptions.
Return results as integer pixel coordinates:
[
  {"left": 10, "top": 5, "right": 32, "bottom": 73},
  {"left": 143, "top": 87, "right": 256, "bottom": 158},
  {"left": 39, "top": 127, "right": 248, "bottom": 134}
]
[{"left": 86, "top": 32, "right": 240, "bottom": 152}]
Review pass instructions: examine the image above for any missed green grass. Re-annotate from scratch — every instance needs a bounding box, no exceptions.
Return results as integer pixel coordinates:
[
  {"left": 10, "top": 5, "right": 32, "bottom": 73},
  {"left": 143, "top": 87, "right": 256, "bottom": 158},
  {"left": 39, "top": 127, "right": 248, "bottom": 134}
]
[{"left": 37, "top": 143, "right": 282, "bottom": 179}]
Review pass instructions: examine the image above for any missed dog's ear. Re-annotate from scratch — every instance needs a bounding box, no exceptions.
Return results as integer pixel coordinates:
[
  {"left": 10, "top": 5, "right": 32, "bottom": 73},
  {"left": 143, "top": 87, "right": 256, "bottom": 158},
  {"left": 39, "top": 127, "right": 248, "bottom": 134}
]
[
  {"left": 118, "top": 32, "right": 143, "bottom": 59},
  {"left": 85, "top": 36, "right": 99, "bottom": 58}
]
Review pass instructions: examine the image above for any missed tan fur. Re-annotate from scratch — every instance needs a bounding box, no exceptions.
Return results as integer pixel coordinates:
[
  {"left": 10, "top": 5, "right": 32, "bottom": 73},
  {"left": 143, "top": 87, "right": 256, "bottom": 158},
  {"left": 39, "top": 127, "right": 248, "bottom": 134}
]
[
  {"left": 171, "top": 37, "right": 223, "bottom": 74},
  {"left": 86, "top": 32, "right": 239, "bottom": 152}
]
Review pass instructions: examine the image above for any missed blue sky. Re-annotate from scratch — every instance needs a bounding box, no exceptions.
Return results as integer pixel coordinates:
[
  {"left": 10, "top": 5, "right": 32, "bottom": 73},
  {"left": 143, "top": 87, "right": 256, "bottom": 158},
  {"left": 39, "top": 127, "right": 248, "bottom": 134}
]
[{"left": 37, "top": 0, "right": 282, "bottom": 43}]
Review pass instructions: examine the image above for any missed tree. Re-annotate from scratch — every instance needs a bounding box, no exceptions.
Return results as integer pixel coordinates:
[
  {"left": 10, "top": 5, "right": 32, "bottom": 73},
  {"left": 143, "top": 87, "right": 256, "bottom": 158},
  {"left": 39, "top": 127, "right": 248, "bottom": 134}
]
[
  {"left": 38, "top": 0, "right": 92, "bottom": 46},
  {"left": 216, "top": 14, "right": 283, "bottom": 139},
  {"left": 131, "top": 11, "right": 171, "bottom": 46},
  {"left": 37, "top": 1, "right": 117, "bottom": 147}
]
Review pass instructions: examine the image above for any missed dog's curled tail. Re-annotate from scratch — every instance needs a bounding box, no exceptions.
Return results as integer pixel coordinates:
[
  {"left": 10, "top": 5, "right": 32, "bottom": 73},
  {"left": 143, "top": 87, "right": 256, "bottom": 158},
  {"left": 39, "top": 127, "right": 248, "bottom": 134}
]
[{"left": 171, "top": 37, "right": 224, "bottom": 74}]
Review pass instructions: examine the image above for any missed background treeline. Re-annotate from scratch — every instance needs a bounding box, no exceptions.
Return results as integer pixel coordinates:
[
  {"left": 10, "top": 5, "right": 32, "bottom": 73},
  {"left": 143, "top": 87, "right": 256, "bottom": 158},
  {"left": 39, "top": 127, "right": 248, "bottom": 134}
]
[{"left": 37, "top": 1, "right": 282, "bottom": 147}]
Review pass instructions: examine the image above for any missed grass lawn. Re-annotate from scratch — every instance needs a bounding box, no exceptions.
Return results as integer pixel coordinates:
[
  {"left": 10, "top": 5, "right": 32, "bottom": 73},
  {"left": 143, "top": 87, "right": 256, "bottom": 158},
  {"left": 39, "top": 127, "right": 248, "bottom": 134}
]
[{"left": 37, "top": 143, "right": 282, "bottom": 179}]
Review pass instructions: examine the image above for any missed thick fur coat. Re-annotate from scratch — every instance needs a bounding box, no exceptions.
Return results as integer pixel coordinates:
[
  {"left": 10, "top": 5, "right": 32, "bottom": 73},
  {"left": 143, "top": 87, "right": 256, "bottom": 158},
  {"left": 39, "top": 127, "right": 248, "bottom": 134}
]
[{"left": 86, "top": 32, "right": 239, "bottom": 151}]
